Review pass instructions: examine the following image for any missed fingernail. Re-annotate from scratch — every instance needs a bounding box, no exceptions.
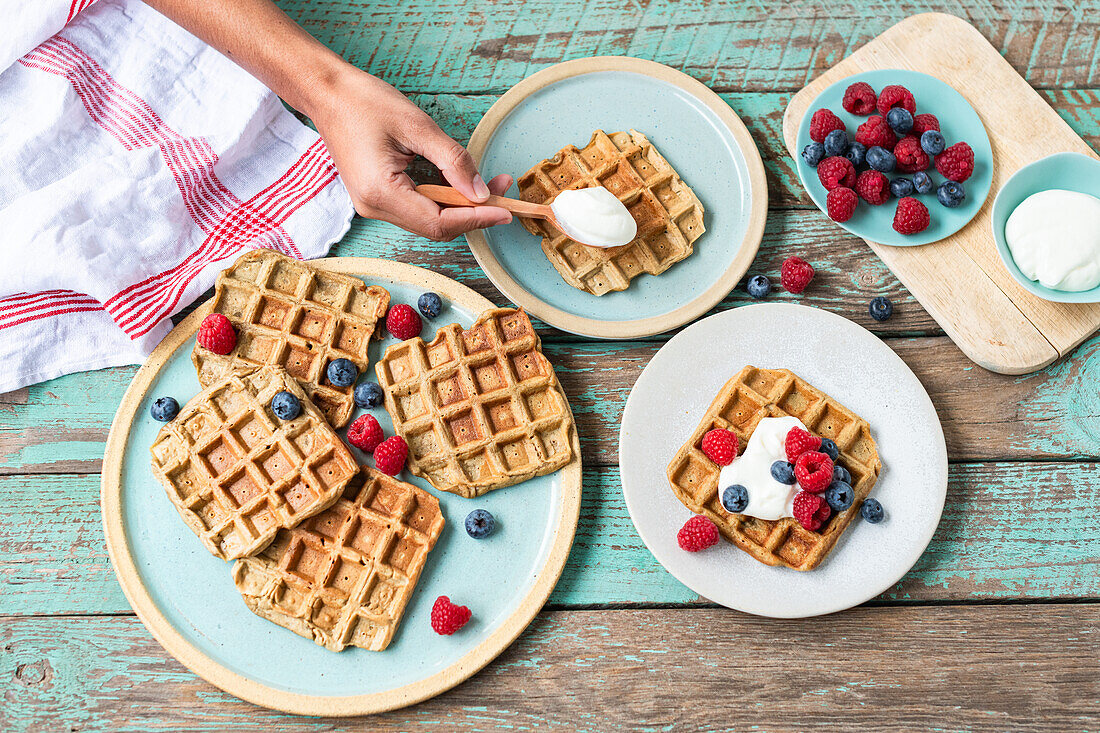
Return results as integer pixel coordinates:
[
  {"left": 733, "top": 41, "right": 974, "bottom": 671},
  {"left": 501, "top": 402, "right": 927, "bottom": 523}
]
[{"left": 473, "top": 174, "right": 490, "bottom": 200}]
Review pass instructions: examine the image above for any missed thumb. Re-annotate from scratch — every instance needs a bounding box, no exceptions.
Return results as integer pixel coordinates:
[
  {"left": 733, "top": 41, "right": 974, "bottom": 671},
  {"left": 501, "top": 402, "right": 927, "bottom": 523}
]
[{"left": 410, "top": 117, "right": 491, "bottom": 203}]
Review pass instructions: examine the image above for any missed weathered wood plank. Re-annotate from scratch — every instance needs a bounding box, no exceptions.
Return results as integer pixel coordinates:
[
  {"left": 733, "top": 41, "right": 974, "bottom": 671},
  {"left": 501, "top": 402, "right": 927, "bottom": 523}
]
[
  {"left": 3, "top": 605, "right": 1098, "bottom": 731},
  {"left": 279, "top": 1, "right": 1100, "bottom": 93},
  {"left": 5, "top": 331, "right": 1100, "bottom": 474},
  {"left": 4, "top": 461, "right": 1098, "bottom": 616}
]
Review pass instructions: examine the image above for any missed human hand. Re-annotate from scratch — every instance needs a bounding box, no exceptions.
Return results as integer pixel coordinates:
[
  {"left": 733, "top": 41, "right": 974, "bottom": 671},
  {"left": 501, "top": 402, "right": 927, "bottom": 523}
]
[{"left": 311, "top": 68, "right": 512, "bottom": 240}]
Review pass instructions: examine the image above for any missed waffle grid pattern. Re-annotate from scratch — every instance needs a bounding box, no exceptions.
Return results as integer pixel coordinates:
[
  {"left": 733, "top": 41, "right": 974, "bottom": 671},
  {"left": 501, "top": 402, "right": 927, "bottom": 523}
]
[
  {"left": 376, "top": 308, "right": 574, "bottom": 498},
  {"left": 192, "top": 249, "right": 390, "bottom": 428},
  {"left": 150, "top": 366, "right": 358, "bottom": 560},
  {"left": 666, "top": 366, "right": 882, "bottom": 571},
  {"left": 233, "top": 466, "right": 444, "bottom": 652},
  {"left": 517, "top": 129, "right": 705, "bottom": 296}
]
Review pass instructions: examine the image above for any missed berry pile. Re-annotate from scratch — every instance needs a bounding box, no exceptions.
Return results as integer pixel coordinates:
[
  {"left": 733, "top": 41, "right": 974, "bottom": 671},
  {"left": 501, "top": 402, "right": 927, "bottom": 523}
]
[{"left": 802, "top": 81, "right": 977, "bottom": 235}]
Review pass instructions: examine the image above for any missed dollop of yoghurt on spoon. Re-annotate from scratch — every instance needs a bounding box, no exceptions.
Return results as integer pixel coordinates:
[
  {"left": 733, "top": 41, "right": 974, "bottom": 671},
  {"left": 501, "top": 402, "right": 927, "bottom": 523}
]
[{"left": 549, "top": 186, "right": 638, "bottom": 248}]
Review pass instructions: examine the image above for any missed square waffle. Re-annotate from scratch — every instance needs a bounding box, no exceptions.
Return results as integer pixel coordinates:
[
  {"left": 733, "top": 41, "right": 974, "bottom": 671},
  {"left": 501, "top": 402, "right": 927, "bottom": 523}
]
[
  {"left": 150, "top": 366, "right": 359, "bottom": 560},
  {"left": 516, "top": 129, "right": 705, "bottom": 296},
  {"left": 232, "top": 466, "right": 444, "bottom": 652},
  {"left": 375, "top": 307, "right": 574, "bottom": 498},
  {"left": 666, "top": 366, "right": 882, "bottom": 571},
  {"left": 192, "top": 249, "right": 390, "bottom": 429}
]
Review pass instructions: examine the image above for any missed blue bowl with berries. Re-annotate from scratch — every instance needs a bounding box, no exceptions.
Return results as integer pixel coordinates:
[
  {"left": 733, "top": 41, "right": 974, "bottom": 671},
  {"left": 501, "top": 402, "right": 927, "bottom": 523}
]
[{"left": 794, "top": 69, "right": 994, "bottom": 247}]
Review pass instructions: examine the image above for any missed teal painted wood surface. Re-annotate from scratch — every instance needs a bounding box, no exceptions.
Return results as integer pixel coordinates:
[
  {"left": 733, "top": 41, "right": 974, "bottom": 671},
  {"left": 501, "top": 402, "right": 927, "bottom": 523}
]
[
  {"left": 4, "top": 0, "right": 1100, "bottom": 728},
  {"left": 3, "top": 606, "right": 1097, "bottom": 731},
  {"left": 4, "top": 461, "right": 1097, "bottom": 616}
]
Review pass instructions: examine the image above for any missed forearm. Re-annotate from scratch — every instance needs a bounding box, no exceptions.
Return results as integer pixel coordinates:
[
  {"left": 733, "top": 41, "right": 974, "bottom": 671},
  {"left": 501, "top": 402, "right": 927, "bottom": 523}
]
[{"left": 142, "top": 0, "right": 345, "bottom": 118}]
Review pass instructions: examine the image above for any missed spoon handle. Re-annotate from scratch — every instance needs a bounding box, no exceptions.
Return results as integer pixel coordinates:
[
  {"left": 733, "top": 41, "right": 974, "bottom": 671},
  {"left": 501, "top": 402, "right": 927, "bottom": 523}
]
[{"left": 415, "top": 184, "right": 551, "bottom": 220}]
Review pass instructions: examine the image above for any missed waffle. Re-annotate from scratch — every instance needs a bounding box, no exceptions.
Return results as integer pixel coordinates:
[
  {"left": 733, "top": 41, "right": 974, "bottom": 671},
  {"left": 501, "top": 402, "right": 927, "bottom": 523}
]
[
  {"left": 192, "top": 249, "right": 390, "bottom": 429},
  {"left": 232, "top": 466, "right": 444, "bottom": 652},
  {"left": 516, "top": 129, "right": 705, "bottom": 296},
  {"left": 150, "top": 366, "right": 359, "bottom": 560},
  {"left": 375, "top": 308, "right": 574, "bottom": 498},
  {"left": 666, "top": 366, "right": 882, "bottom": 571}
]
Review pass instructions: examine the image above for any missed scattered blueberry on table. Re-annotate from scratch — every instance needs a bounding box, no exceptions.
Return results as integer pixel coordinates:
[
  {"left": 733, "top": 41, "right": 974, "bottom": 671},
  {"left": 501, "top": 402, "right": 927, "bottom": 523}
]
[
  {"left": 746, "top": 274, "right": 771, "bottom": 299},
  {"left": 860, "top": 498, "right": 885, "bottom": 523},
  {"left": 869, "top": 296, "right": 894, "bottom": 321}
]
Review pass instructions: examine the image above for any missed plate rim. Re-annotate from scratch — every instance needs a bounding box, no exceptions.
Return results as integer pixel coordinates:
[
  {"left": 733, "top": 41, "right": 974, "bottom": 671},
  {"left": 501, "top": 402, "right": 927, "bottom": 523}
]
[
  {"left": 793, "top": 67, "right": 994, "bottom": 247},
  {"left": 617, "top": 302, "right": 948, "bottom": 617},
  {"left": 100, "top": 256, "right": 584, "bottom": 716},
  {"left": 465, "top": 55, "right": 768, "bottom": 339}
]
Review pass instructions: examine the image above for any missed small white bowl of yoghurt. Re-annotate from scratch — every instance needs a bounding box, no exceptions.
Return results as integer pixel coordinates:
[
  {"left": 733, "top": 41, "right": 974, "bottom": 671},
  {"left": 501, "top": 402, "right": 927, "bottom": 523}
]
[{"left": 992, "top": 152, "right": 1100, "bottom": 303}]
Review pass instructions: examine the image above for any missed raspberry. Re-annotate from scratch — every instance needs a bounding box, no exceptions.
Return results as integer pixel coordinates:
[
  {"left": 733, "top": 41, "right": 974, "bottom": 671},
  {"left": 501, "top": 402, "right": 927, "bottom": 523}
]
[
  {"left": 809, "top": 109, "right": 845, "bottom": 143},
  {"left": 346, "top": 414, "right": 384, "bottom": 452},
  {"left": 893, "top": 136, "right": 930, "bottom": 174},
  {"left": 197, "top": 313, "right": 237, "bottom": 355},
  {"left": 386, "top": 304, "right": 422, "bottom": 341},
  {"left": 854, "top": 115, "right": 897, "bottom": 150},
  {"left": 893, "top": 197, "right": 931, "bottom": 235},
  {"left": 816, "top": 156, "right": 856, "bottom": 191},
  {"left": 431, "top": 595, "right": 471, "bottom": 635},
  {"left": 701, "top": 428, "right": 738, "bottom": 466},
  {"left": 855, "top": 170, "right": 890, "bottom": 205},
  {"left": 842, "top": 82, "right": 877, "bottom": 115},
  {"left": 792, "top": 491, "right": 832, "bottom": 531},
  {"left": 374, "top": 435, "right": 408, "bottom": 475},
  {"left": 784, "top": 426, "right": 822, "bottom": 463},
  {"left": 936, "top": 142, "right": 975, "bottom": 182},
  {"left": 877, "top": 84, "right": 916, "bottom": 116},
  {"left": 911, "top": 113, "right": 940, "bottom": 137},
  {"left": 677, "top": 515, "right": 719, "bottom": 552},
  {"left": 780, "top": 256, "right": 815, "bottom": 294},
  {"left": 794, "top": 450, "right": 834, "bottom": 493},
  {"left": 826, "top": 187, "right": 858, "bottom": 222}
]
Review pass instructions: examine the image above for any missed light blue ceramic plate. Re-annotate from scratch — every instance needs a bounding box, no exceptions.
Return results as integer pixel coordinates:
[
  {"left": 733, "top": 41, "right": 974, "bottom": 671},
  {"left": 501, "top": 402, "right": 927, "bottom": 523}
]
[
  {"left": 101, "top": 258, "right": 582, "bottom": 716},
  {"left": 466, "top": 57, "right": 767, "bottom": 339},
  {"left": 794, "top": 69, "right": 994, "bottom": 247},
  {"left": 991, "top": 152, "right": 1100, "bottom": 303}
]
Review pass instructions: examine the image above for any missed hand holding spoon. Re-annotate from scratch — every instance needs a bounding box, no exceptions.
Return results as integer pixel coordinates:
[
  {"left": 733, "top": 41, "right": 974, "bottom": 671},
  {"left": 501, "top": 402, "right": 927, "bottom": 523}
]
[{"left": 416, "top": 184, "right": 637, "bottom": 248}]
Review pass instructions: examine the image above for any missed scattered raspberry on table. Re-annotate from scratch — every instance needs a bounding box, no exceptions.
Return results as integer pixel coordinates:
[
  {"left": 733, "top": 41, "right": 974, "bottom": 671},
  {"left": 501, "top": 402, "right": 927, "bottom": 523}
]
[
  {"left": 780, "top": 256, "right": 815, "bottom": 294},
  {"left": 677, "top": 515, "right": 720, "bottom": 552}
]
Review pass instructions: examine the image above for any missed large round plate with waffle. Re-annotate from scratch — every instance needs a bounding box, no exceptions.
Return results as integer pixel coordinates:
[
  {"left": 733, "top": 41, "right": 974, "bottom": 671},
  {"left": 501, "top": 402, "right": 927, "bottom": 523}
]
[
  {"left": 101, "top": 257, "right": 582, "bottom": 715},
  {"left": 619, "top": 303, "right": 947, "bottom": 617},
  {"left": 466, "top": 56, "right": 767, "bottom": 339}
]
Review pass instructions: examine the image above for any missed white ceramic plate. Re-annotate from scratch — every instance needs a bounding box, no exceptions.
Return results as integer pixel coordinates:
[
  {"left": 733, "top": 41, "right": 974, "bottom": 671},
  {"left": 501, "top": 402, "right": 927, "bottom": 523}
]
[{"left": 619, "top": 303, "right": 947, "bottom": 617}]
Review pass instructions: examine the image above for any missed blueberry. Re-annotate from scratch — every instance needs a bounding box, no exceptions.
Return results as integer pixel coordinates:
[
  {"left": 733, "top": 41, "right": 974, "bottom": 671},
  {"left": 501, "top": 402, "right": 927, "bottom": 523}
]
[
  {"left": 860, "top": 498, "right": 885, "bottom": 523},
  {"left": 271, "top": 390, "right": 302, "bottom": 421},
  {"left": 722, "top": 484, "right": 749, "bottom": 513},
  {"left": 770, "top": 461, "right": 796, "bottom": 484},
  {"left": 920, "top": 130, "right": 946, "bottom": 156},
  {"left": 886, "top": 107, "right": 913, "bottom": 134},
  {"left": 823, "top": 130, "right": 849, "bottom": 157},
  {"left": 937, "top": 180, "right": 966, "bottom": 208},
  {"left": 844, "top": 141, "right": 867, "bottom": 169},
  {"left": 150, "top": 396, "right": 179, "bottom": 422},
  {"left": 801, "top": 142, "right": 826, "bottom": 167},
  {"left": 819, "top": 438, "right": 839, "bottom": 461},
  {"left": 746, "top": 274, "right": 771, "bottom": 299},
  {"left": 465, "top": 509, "right": 496, "bottom": 539},
  {"left": 833, "top": 465, "right": 852, "bottom": 484},
  {"left": 354, "top": 381, "right": 384, "bottom": 409},
  {"left": 869, "top": 296, "right": 893, "bottom": 321},
  {"left": 913, "top": 171, "right": 933, "bottom": 194},
  {"left": 866, "top": 146, "right": 896, "bottom": 173},
  {"left": 825, "top": 481, "right": 855, "bottom": 512},
  {"left": 326, "top": 358, "right": 358, "bottom": 387},
  {"left": 890, "top": 177, "right": 914, "bottom": 198},
  {"left": 418, "top": 292, "right": 442, "bottom": 319}
]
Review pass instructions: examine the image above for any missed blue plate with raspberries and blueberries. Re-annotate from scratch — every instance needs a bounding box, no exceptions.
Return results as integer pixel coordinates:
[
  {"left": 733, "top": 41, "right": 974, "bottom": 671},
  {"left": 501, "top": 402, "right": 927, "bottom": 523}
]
[{"left": 795, "top": 69, "right": 994, "bottom": 247}]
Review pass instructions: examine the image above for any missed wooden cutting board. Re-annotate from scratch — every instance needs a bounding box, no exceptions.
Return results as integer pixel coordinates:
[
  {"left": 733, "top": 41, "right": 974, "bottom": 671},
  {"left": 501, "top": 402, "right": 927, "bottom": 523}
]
[{"left": 782, "top": 12, "right": 1100, "bottom": 375}]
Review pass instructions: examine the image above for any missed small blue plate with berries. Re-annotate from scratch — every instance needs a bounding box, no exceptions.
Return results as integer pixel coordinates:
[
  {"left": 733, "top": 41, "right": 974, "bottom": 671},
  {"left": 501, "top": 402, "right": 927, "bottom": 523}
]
[{"left": 794, "top": 69, "right": 994, "bottom": 247}]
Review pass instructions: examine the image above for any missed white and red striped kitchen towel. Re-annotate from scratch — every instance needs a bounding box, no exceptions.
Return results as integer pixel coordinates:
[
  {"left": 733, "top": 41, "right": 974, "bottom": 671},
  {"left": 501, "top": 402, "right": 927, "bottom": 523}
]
[{"left": 0, "top": 0, "right": 355, "bottom": 392}]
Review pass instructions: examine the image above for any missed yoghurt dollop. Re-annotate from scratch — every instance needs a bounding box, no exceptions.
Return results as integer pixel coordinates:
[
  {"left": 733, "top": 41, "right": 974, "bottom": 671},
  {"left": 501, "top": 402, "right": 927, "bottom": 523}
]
[
  {"left": 717, "top": 416, "right": 805, "bottom": 521},
  {"left": 549, "top": 186, "right": 637, "bottom": 248},
  {"left": 1005, "top": 189, "right": 1100, "bottom": 292}
]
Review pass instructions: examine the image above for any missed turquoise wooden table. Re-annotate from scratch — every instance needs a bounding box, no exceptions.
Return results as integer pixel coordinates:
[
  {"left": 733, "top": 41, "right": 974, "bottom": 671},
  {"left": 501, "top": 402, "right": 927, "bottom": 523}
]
[{"left": 3, "top": 1, "right": 1100, "bottom": 730}]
